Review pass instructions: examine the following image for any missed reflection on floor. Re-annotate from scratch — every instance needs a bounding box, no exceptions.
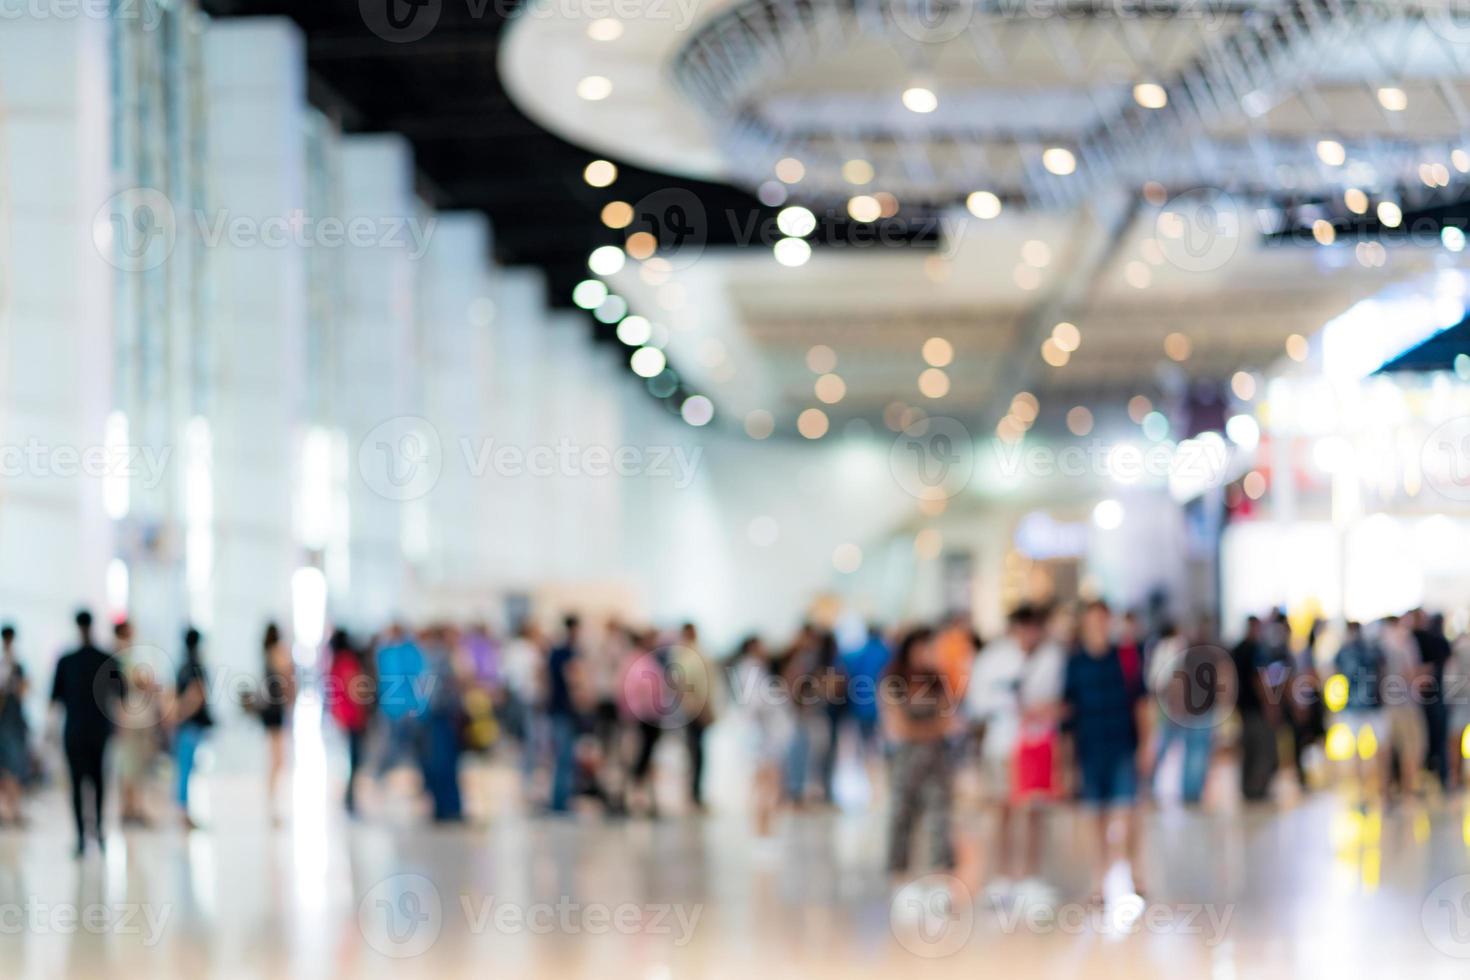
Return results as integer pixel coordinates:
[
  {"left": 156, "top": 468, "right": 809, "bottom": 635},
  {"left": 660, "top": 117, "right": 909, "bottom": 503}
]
[{"left": 1, "top": 715, "right": 1468, "bottom": 978}]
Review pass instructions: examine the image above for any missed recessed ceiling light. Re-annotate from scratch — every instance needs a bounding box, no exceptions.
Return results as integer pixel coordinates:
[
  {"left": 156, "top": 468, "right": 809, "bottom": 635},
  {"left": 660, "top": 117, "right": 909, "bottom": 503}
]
[
  {"left": 583, "top": 159, "right": 617, "bottom": 187},
  {"left": 1042, "top": 147, "right": 1076, "bottom": 176},
  {"left": 1316, "top": 139, "right": 1346, "bottom": 166},
  {"left": 966, "top": 190, "right": 1001, "bottom": 219},
  {"left": 586, "top": 18, "right": 623, "bottom": 41},
  {"left": 902, "top": 86, "right": 938, "bottom": 113},
  {"left": 773, "top": 237, "right": 811, "bottom": 267},
  {"left": 847, "top": 195, "right": 881, "bottom": 222},
  {"left": 1133, "top": 82, "right": 1167, "bottom": 109},
  {"left": 776, "top": 206, "right": 816, "bottom": 238},
  {"left": 842, "top": 159, "right": 874, "bottom": 185},
  {"left": 775, "top": 157, "right": 805, "bottom": 183},
  {"left": 1376, "top": 86, "right": 1407, "bottom": 112},
  {"left": 601, "top": 200, "right": 633, "bottom": 229},
  {"left": 576, "top": 75, "right": 613, "bottom": 101}
]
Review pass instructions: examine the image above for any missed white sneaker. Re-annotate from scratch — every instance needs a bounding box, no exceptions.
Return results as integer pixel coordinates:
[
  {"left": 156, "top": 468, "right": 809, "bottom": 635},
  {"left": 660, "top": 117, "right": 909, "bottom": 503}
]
[
  {"left": 984, "top": 876, "right": 1015, "bottom": 901},
  {"left": 1014, "top": 876, "right": 1057, "bottom": 907}
]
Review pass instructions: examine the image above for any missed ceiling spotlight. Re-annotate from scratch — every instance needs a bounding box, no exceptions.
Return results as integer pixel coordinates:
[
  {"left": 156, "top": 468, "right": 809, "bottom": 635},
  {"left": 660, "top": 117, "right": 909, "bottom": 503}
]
[
  {"left": 773, "top": 237, "right": 812, "bottom": 267},
  {"left": 588, "top": 245, "right": 625, "bottom": 276},
  {"left": 921, "top": 336, "right": 953, "bottom": 367},
  {"left": 1285, "top": 333, "right": 1309, "bottom": 362},
  {"left": 847, "top": 195, "right": 882, "bottom": 222},
  {"left": 797, "top": 408, "right": 829, "bottom": 439},
  {"left": 1066, "top": 406, "right": 1094, "bottom": 436},
  {"left": 630, "top": 346, "right": 667, "bottom": 378},
  {"left": 1164, "top": 331, "right": 1192, "bottom": 361},
  {"left": 745, "top": 410, "right": 775, "bottom": 440},
  {"left": 1041, "top": 338, "right": 1069, "bottom": 367},
  {"left": 1133, "top": 82, "right": 1167, "bottom": 109},
  {"left": 1377, "top": 200, "right": 1402, "bottom": 228},
  {"left": 757, "top": 181, "right": 787, "bottom": 207},
  {"left": 601, "top": 201, "right": 633, "bottom": 229},
  {"left": 1051, "top": 321, "right": 1081, "bottom": 352},
  {"left": 776, "top": 206, "right": 817, "bottom": 238},
  {"left": 842, "top": 159, "right": 875, "bottom": 185},
  {"left": 593, "top": 294, "right": 627, "bottom": 324},
  {"left": 1455, "top": 149, "right": 1470, "bottom": 173},
  {"left": 625, "top": 231, "right": 657, "bottom": 260},
  {"left": 1042, "top": 147, "right": 1077, "bottom": 176},
  {"left": 1376, "top": 86, "right": 1407, "bottom": 112},
  {"left": 918, "top": 368, "right": 950, "bottom": 399},
  {"left": 806, "top": 345, "right": 837, "bottom": 373},
  {"left": 571, "top": 279, "right": 608, "bottom": 310},
  {"left": 775, "top": 157, "right": 805, "bottom": 184},
  {"left": 1311, "top": 219, "right": 1336, "bottom": 246},
  {"left": 902, "top": 86, "right": 939, "bottom": 114},
  {"left": 1316, "top": 139, "right": 1346, "bottom": 166},
  {"left": 966, "top": 190, "right": 1001, "bottom": 219},
  {"left": 1021, "top": 240, "right": 1052, "bottom": 268},
  {"left": 576, "top": 75, "right": 613, "bottom": 101},
  {"left": 815, "top": 373, "right": 846, "bottom": 404},
  {"left": 586, "top": 18, "right": 623, "bottom": 41},
  {"left": 615, "top": 315, "right": 652, "bottom": 346},
  {"left": 1344, "top": 188, "right": 1368, "bottom": 215},
  {"left": 583, "top": 159, "right": 618, "bottom": 187},
  {"left": 680, "top": 395, "right": 714, "bottom": 427}
]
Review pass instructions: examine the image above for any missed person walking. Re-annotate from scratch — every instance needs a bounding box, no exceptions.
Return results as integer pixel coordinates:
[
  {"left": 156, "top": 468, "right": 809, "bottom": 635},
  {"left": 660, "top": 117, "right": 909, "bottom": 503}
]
[
  {"left": 256, "top": 623, "right": 296, "bottom": 825},
  {"left": 545, "top": 615, "right": 585, "bottom": 814},
  {"left": 1062, "top": 600, "right": 1150, "bottom": 902},
  {"left": 172, "top": 627, "right": 212, "bottom": 829},
  {"left": 50, "top": 610, "right": 126, "bottom": 856},
  {"left": 0, "top": 625, "right": 30, "bottom": 825},
  {"left": 326, "top": 629, "right": 373, "bottom": 816},
  {"left": 882, "top": 627, "right": 957, "bottom": 880},
  {"left": 967, "top": 604, "right": 1065, "bottom": 896},
  {"left": 1231, "top": 616, "right": 1278, "bottom": 802}
]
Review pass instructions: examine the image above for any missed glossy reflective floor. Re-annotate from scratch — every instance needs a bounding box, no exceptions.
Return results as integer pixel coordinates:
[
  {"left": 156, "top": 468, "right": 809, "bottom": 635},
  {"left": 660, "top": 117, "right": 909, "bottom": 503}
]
[{"left": 2, "top": 719, "right": 1469, "bottom": 979}]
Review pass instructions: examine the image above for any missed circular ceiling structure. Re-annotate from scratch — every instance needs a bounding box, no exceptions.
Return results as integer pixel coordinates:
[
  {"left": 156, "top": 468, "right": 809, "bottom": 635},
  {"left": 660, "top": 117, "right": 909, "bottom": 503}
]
[{"left": 503, "top": 0, "right": 1470, "bottom": 218}]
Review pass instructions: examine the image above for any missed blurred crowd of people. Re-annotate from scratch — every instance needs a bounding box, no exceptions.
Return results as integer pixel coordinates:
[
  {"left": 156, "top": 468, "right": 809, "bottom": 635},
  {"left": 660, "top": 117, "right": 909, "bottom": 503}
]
[{"left": 1, "top": 599, "right": 1468, "bottom": 903}]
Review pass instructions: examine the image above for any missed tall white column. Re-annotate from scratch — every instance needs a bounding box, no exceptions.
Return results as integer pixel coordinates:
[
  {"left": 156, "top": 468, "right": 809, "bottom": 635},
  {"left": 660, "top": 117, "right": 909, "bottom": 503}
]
[
  {"left": 203, "top": 18, "right": 309, "bottom": 674},
  {"left": 335, "top": 134, "right": 422, "bottom": 629},
  {"left": 0, "top": 14, "right": 114, "bottom": 662},
  {"left": 417, "top": 211, "right": 497, "bottom": 618}
]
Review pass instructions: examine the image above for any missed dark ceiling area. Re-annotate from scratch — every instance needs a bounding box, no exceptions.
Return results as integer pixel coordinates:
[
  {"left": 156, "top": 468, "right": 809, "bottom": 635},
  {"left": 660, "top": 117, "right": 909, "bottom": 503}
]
[{"left": 199, "top": 0, "right": 766, "bottom": 310}]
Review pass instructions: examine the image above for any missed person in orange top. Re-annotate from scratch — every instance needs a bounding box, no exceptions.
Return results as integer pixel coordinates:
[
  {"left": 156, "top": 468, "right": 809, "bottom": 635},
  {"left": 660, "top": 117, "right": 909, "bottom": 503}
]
[{"left": 933, "top": 613, "right": 978, "bottom": 708}]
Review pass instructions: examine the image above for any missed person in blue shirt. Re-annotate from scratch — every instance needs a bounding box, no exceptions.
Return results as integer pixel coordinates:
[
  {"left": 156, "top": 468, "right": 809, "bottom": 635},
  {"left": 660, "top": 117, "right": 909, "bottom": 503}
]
[
  {"left": 545, "top": 615, "right": 584, "bottom": 813},
  {"left": 842, "top": 625, "right": 891, "bottom": 762},
  {"left": 375, "top": 623, "right": 429, "bottom": 785},
  {"left": 1062, "top": 599, "right": 1149, "bottom": 901}
]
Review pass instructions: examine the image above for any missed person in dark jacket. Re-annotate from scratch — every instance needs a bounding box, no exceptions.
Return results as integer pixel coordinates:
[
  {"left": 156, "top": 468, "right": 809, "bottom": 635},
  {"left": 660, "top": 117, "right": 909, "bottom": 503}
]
[{"left": 50, "top": 610, "right": 126, "bottom": 856}]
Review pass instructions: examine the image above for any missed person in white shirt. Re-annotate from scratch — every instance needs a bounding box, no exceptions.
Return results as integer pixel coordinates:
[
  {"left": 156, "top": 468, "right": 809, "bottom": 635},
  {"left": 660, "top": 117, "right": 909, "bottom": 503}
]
[
  {"left": 1378, "top": 615, "right": 1428, "bottom": 796},
  {"left": 965, "top": 604, "right": 1064, "bottom": 898}
]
